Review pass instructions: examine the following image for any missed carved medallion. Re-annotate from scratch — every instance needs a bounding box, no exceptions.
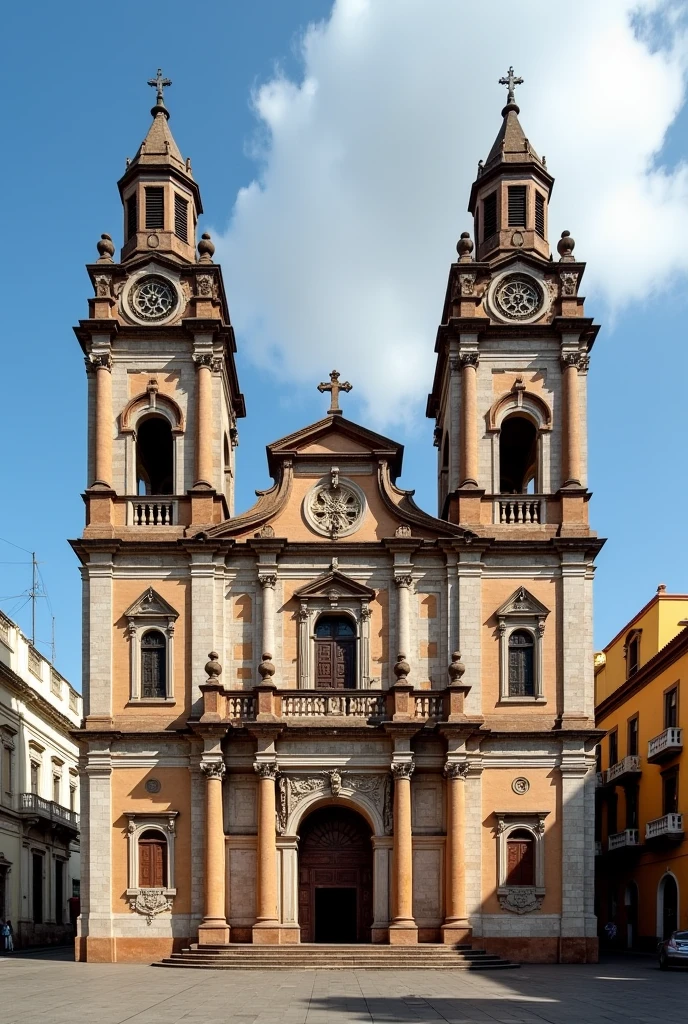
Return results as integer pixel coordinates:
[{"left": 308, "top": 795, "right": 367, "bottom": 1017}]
[
  {"left": 494, "top": 274, "right": 543, "bottom": 321},
  {"left": 499, "top": 886, "right": 543, "bottom": 914},
  {"left": 304, "top": 478, "right": 365, "bottom": 539},
  {"left": 130, "top": 276, "right": 178, "bottom": 322},
  {"left": 129, "top": 888, "right": 173, "bottom": 924}
]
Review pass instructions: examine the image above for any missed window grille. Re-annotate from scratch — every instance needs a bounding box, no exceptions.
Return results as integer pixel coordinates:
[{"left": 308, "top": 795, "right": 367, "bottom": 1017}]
[
  {"left": 145, "top": 187, "right": 165, "bottom": 230},
  {"left": 174, "top": 194, "right": 188, "bottom": 242},
  {"left": 508, "top": 186, "right": 527, "bottom": 227}
]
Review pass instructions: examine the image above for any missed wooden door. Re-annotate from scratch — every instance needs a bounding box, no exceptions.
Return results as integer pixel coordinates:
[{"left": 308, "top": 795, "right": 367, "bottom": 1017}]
[
  {"left": 314, "top": 616, "right": 356, "bottom": 689},
  {"left": 298, "top": 807, "right": 373, "bottom": 943}
]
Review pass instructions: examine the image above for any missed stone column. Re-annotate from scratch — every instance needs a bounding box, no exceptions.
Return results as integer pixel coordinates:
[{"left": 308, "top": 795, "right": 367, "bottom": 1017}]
[
  {"left": 394, "top": 575, "right": 413, "bottom": 676},
  {"left": 253, "top": 761, "right": 281, "bottom": 943},
  {"left": 460, "top": 354, "right": 479, "bottom": 487},
  {"left": 442, "top": 761, "right": 471, "bottom": 943},
  {"left": 194, "top": 354, "right": 214, "bottom": 488},
  {"left": 259, "top": 574, "right": 277, "bottom": 666},
  {"left": 198, "top": 760, "right": 229, "bottom": 945},
  {"left": 92, "top": 354, "right": 113, "bottom": 488},
  {"left": 562, "top": 354, "right": 582, "bottom": 487},
  {"left": 389, "top": 760, "right": 418, "bottom": 944}
]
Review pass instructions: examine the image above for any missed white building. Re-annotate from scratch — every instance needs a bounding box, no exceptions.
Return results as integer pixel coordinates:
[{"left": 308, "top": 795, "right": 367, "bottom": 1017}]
[{"left": 0, "top": 610, "right": 82, "bottom": 948}]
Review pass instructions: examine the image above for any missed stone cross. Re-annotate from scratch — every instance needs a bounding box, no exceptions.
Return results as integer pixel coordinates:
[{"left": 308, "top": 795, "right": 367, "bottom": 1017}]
[
  {"left": 499, "top": 66, "right": 523, "bottom": 107},
  {"left": 317, "top": 370, "right": 352, "bottom": 415},
  {"left": 148, "top": 69, "right": 172, "bottom": 107}
]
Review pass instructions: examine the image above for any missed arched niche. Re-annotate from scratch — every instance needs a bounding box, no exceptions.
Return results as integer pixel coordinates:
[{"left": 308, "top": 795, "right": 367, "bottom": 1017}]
[
  {"left": 486, "top": 381, "right": 552, "bottom": 495},
  {"left": 120, "top": 382, "right": 185, "bottom": 494}
]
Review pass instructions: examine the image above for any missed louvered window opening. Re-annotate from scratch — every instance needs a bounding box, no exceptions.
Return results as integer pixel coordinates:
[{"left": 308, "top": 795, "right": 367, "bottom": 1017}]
[
  {"left": 145, "top": 187, "right": 165, "bottom": 230},
  {"left": 483, "top": 192, "right": 497, "bottom": 240},
  {"left": 174, "top": 194, "right": 188, "bottom": 242},
  {"left": 126, "top": 195, "right": 138, "bottom": 240},
  {"left": 535, "top": 192, "right": 545, "bottom": 237},
  {"left": 508, "top": 186, "right": 527, "bottom": 227}
]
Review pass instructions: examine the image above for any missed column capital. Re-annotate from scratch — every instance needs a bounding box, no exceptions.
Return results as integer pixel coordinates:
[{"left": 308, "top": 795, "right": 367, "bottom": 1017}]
[
  {"left": 459, "top": 352, "right": 479, "bottom": 369},
  {"left": 443, "top": 761, "right": 469, "bottom": 780},
  {"left": 259, "top": 573, "right": 278, "bottom": 589},
  {"left": 200, "top": 760, "right": 225, "bottom": 781},
  {"left": 254, "top": 760, "right": 279, "bottom": 780},
  {"left": 193, "top": 352, "right": 214, "bottom": 369},
  {"left": 561, "top": 351, "right": 589, "bottom": 372},
  {"left": 394, "top": 574, "right": 413, "bottom": 589},
  {"left": 390, "top": 759, "right": 415, "bottom": 780},
  {"left": 89, "top": 352, "right": 112, "bottom": 372}
]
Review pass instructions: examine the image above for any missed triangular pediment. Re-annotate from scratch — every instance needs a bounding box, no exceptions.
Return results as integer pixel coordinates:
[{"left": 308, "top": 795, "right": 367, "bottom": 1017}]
[
  {"left": 124, "top": 587, "right": 179, "bottom": 620},
  {"left": 496, "top": 586, "right": 549, "bottom": 619},
  {"left": 267, "top": 415, "right": 403, "bottom": 481},
  {"left": 293, "top": 569, "right": 375, "bottom": 602}
]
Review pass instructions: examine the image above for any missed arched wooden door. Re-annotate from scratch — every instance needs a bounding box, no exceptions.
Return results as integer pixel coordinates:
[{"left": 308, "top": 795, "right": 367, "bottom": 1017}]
[{"left": 298, "top": 806, "right": 373, "bottom": 943}]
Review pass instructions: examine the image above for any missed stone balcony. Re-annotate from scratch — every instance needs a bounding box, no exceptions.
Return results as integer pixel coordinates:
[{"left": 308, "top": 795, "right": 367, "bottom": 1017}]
[
  {"left": 493, "top": 496, "right": 546, "bottom": 526},
  {"left": 197, "top": 680, "right": 470, "bottom": 729},
  {"left": 607, "top": 829, "right": 640, "bottom": 852},
  {"left": 605, "top": 755, "right": 642, "bottom": 786},
  {"left": 647, "top": 727, "right": 683, "bottom": 764},
  {"left": 19, "top": 793, "right": 80, "bottom": 837},
  {"left": 645, "top": 813, "right": 684, "bottom": 842}
]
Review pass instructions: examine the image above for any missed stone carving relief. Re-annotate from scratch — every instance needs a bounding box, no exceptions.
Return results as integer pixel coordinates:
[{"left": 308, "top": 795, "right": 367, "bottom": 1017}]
[
  {"left": 559, "top": 271, "right": 579, "bottom": 296},
  {"left": 498, "top": 887, "right": 544, "bottom": 915},
  {"left": 128, "top": 888, "right": 174, "bottom": 925},
  {"left": 279, "top": 772, "right": 393, "bottom": 834},
  {"left": 304, "top": 478, "right": 365, "bottom": 539},
  {"left": 512, "top": 777, "right": 530, "bottom": 795},
  {"left": 94, "top": 275, "right": 111, "bottom": 297}
]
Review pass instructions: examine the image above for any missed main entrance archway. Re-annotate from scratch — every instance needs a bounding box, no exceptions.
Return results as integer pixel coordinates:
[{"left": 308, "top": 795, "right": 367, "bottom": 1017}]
[{"left": 298, "top": 806, "right": 373, "bottom": 943}]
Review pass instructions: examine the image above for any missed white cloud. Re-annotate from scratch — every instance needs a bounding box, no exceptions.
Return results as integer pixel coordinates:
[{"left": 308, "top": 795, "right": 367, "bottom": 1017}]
[{"left": 214, "top": 0, "right": 688, "bottom": 425}]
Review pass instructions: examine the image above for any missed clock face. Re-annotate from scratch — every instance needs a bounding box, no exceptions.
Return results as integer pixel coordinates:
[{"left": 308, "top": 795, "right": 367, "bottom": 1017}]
[
  {"left": 130, "top": 275, "right": 177, "bottom": 322},
  {"left": 494, "top": 274, "right": 544, "bottom": 321}
]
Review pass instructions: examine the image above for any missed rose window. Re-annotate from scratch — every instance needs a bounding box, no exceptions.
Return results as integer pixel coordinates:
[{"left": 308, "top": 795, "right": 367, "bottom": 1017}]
[
  {"left": 495, "top": 275, "right": 543, "bottom": 321},
  {"left": 131, "top": 277, "right": 177, "bottom": 322},
  {"left": 304, "top": 481, "right": 364, "bottom": 538}
]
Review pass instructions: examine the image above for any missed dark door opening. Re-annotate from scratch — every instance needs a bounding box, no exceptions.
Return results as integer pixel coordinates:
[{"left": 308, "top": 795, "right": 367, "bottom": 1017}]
[
  {"left": 662, "top": 875, "right": 678, "bottom": 939},
  {"left": 32, "top": 852, "right": 43, "bottom": 924},
  {"left": 315, "top": 887, "right": 357, "bottom": 943}
]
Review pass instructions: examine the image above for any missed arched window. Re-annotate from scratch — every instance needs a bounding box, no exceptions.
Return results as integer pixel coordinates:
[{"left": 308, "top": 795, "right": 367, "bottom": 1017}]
[
  {"left": 136, "top": 416, "right": 173, "bottom": 495},
  {"left": 138, "top": 829, "right": 168, "bottom": 889},
  {"left": 508, "top": 629, "right": 534, "bottom": 697},
  {"left": 505, "top": 828, "right": 535, "bottom": 886},
  {"left": 314, "top": 615, "right": 356, "bottom": 689},
  {"left": 499, "top": 414, "right": 538, "bottom": 493},
  {"left": 141, "top": 630, "right": 166, "bottom": 699}
]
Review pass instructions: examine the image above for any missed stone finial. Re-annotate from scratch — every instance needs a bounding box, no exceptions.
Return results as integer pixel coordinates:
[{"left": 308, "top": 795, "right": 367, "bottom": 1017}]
[
  {"left": 557, "top": 230, "right": 575, "bottom": 261},
  {"left": 205, "top": 651, "right": 222, "bottom": 681},
  {"left": 393, "top": 652, "right": 410, "bottom": 683},
  {"left": 657, "top": 583, "right": 667, "bottom": 594},
  {"left": 456, "top": 231, "right": 474, "bottom": 262},
  {"left": 448, "top": 651, "right": 466, "bottom": 685},
  {"left": 198, "top": 232, "right": 215, "bottom": 263},
  {"left": 96, "top": 233, "right": 115, "bottom": 263},
  {"left": 258, "top": 652, "right": 276, "bottom": 680}
]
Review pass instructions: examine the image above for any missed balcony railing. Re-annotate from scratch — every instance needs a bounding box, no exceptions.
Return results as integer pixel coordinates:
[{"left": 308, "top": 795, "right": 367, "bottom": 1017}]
[
  {"left": 647, "top": 727, "right": 683, "bottom": 764},
  {"left": 226, "top": 695, "right": 256, "bottom": 720},
  {"left": 645, "top": 813, "right": 684, "bottom": 841},
  {"left": 127, "top": 499, "right": 177, "bottom": 526},
  {"left": 606, "top": 755, "right": 642, "bottom": 785},
  {"left": 20, "top": 793, "right": 79, "bottom": 830},
  {"left": 281, "top": 693, "right": 385, "bottom": 719},
  {"left": 414, "top": 694, "right": 443, "bottom": 719},
  {"left": 494, "top": 497, "right": 544, "bottom": 525},
  {"left": 607, "top": 829, "right": 640, "bottom": 852}
]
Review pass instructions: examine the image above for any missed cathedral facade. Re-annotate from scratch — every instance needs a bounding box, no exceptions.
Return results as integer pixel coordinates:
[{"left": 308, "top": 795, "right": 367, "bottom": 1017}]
[{"left": 73, "top": 70, "right": 603, "bottom": 964}]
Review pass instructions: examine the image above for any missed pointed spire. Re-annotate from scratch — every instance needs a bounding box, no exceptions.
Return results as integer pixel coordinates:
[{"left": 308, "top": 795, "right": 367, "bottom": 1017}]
[{"left": 483, "top": 68, "right": 544, "bottom": 174}]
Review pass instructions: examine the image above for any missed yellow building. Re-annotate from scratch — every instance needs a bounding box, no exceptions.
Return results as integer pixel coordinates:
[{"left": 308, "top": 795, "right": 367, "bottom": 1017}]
[{"left": 595, "top": 586, "right": 688, "bottom": 949}]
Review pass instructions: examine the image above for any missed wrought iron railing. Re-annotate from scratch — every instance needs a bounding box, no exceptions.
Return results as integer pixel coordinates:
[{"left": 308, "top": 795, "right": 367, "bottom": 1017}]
[{"left": 20, "top": 792, "right": 79, "bottom": 828}]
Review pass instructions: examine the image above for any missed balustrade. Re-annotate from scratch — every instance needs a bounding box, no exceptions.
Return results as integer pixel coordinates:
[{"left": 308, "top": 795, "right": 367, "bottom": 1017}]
[
  {"left": 647, "top": 727, "right": 683, "bottom": 763},
  {"left": 645, "top": 813, "right": 684, "bottom": 840},
  {"left": 128, "top": 499, "right": 176, "bottom": 526},
  {"left": 496, "top": 498, "right": 543, "bottom": 525}
]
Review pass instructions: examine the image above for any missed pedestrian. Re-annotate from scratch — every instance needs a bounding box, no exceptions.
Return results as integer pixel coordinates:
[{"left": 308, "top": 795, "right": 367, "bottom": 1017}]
[{"left": 1, "top": 919, "right": 12, "bottom": 952}]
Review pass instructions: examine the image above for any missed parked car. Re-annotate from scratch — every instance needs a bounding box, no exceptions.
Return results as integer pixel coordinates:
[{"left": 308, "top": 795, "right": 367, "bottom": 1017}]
[{"left": 658, "top": 931, "right": 688, "bottom": 969}]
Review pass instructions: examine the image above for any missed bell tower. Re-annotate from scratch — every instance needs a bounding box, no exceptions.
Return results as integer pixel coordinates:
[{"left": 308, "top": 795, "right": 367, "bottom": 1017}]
[
  {"left": 74, "top": 71, "right": 245, "bottom": 536},
  {"left": 427, "top": 67, "right": 598, "bottom": 534}
]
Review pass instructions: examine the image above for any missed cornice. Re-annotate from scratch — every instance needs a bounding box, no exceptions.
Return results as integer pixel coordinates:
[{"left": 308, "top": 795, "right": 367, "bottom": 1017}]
[
  {"left": 0, "top": 662, "right": 80, "bottom": 738},
  {"left": 596, "top": 626, "right": 688, "bottom": 722}
]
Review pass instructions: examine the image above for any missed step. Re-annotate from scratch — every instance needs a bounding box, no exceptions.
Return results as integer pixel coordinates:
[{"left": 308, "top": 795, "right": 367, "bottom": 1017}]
[{"left": 155, "top": 959, "right": 518, "bottom": 971}]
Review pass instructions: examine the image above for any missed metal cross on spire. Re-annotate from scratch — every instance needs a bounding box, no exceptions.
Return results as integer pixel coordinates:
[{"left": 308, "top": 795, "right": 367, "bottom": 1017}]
[
  {"left": 317, "top": 370, "right": 352, "bottom": 416},
  {"left": 499, "top": 66, "right": 523, "bottom": 110},
  {"left": 148, "top": 68, "right": 172, "bottom": 117}
]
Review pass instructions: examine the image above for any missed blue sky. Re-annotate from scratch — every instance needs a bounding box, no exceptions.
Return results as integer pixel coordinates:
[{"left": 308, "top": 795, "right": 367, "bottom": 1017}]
[{"left": 1, "top": 1, "right": 687, "bottom": 687}]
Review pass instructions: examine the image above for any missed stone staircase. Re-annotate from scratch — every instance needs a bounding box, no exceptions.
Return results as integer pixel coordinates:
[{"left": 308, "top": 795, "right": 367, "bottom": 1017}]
[{"left": 154, "top": 942, "right": 519, "bottom": 970}]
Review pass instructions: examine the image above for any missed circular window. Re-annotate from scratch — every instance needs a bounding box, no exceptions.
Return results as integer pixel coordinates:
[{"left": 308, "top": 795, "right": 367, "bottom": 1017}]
[
  {"left": 131, "top": 276, "right": 177, "bottom": 322},
  {"left": 494, "top": 274, "right": 543, "bottom": 321},
  {"left": 303, "top": 478, "right": 365, "bottom": 538}
]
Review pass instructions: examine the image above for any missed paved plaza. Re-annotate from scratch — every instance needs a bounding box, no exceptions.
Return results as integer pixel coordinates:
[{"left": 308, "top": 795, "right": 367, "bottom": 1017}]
[{"left": 1, "top": 950, "right": 686, "bottom": 1024}]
